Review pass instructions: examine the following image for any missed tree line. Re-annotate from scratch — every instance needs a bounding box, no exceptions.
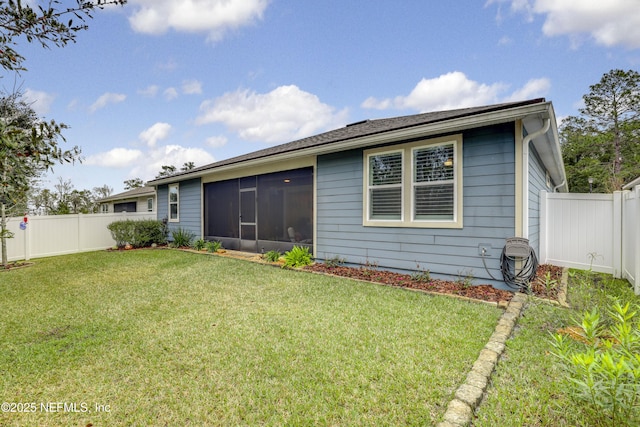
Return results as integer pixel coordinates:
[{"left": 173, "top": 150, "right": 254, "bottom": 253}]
[{"left": 27, "top": 161, "right": 197, "bottom": 215}]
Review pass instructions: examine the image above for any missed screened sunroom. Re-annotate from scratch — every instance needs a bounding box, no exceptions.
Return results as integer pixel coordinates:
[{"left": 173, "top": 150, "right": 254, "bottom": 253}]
[{"left": 203, "top": 167, "right": 313, "bottom": 253}]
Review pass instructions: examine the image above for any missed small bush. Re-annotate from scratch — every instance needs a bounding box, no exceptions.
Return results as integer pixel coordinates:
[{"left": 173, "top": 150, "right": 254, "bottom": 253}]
[
  {"left": 551, "top": 299, "right": 640, "bottom": 426},
  {"left": 192, "top": 238, "right": 206, "bottom": 251},
  {"left": 170, "top": 227, "right": 195, "bottom": 248},
  {"left": 410, "top": 269, "right": 431, "bottom": 282},
  {"left": 206, "top": 241, "right": 223, "bottom": 253},
  {"left": 325, "top": 255, "right": 345, "bottom": 267},
  {"left": 132, "top": 220, "right": 168, "bottom": 248},
  {"left": 283, "top": 246, "right": 313, "bottom": 268},
  {"left": 263, "top": 250, "right": 281, "bottom": 263},
  {"left": 107, "top": 219, "right": 168, "bottom": 248}
]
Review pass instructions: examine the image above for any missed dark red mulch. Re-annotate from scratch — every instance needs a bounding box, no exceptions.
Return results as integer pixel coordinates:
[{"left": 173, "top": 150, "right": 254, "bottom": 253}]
[
  {"left": 1, "top": 261, "right": 35, "bottom": 271},
  {"left": 304, "top": 263, "right": 563, "bottom": 304},
  {"left": 304, "top": 264, "right": 513, "bottom": 303},
  {"left": 529, "top": 264, "right": 564, "bottom": 300}
]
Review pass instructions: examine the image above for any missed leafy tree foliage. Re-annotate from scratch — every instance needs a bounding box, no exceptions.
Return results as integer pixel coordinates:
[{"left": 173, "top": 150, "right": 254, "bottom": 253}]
[
  {"left": 561, "top": 69, "right": 640, "bottom": 192},
  {"left": 30, "top": 179, "right": 113, "bottom": 214},
  {"left": 123, "top": 177, "right": 144, "bottom": 190},
  {"left": 0, "top": 92, "right": 79, "bottom": 265},
  {"left": 181, "top": 161, "right": 195, "bottom": 171},
  {"left": 0, "top": 0, "right": 127, "bottom": 72},
  {"left": 156, "top": 165, "right": 177, "bottom": 178},
  {"left": 0, "top": 1, "right": 126, "bottom": 266}
]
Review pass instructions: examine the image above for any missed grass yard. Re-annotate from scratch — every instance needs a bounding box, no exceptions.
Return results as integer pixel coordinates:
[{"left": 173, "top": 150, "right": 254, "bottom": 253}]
[
  {"left": 474, "top": 270, "right": 639, "bottom": 427},
  {"left": 0, "top": 250, "right": 502, "bottom": 426}
]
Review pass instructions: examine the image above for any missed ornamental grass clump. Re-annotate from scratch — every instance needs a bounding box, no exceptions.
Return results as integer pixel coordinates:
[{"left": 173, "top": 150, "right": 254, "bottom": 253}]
[
  {"left": 263, "top": 250, "right": 281, "bottom": 263},
  {"left": 169, "top": 227, "right": 195, "bottom": 248},
  {"left": 551, "top": 299, "right": 640, "bottom": 426}
]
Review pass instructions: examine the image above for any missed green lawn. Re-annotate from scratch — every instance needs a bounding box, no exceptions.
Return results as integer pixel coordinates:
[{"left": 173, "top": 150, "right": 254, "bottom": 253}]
[
  {"left": 0, "top": 250, "right": 502, "bottom": 426},
  {"left": 474, "top": 270, "right": 639, "bottom": 427}
]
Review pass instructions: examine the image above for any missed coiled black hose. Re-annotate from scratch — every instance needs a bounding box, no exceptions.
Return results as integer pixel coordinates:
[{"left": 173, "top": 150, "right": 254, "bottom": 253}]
[{"left": 500, "top": 246, "right": 538, "bottom": 291}]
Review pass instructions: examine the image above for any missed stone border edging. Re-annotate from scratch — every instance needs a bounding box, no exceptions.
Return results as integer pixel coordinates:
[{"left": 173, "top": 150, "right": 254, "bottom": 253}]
[{"left": 436, "top": 292, "right": 528, "bottom": 427}]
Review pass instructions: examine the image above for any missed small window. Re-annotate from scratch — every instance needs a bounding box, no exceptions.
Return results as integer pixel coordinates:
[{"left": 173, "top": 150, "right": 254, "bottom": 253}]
[
  {"left": 168, "top": 184, "right": 179, "bottom": 221},
  {"left": 147, "top": 197, "right": 154, "bottom": 212}
]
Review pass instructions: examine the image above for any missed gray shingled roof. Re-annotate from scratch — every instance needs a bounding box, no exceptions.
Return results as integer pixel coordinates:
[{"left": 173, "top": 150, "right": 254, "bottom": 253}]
[
  {"left": 149, "top": 98, "right": 546, "bottom": 183},
  {"left": 98, "top": 186, "right": 155, "bottom": 202}
]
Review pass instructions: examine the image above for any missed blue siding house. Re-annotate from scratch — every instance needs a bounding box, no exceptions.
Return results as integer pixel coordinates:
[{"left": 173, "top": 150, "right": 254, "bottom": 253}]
[{"left": 148, "top": 99, "right": 567, "bottom": 289}]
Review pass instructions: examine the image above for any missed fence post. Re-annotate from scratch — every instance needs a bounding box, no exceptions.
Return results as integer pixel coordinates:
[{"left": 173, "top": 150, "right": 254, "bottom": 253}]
[
  {"left": 613, "top": 191, "right": 623, "bottom": 278},
  {"left": 24, "top": 217, "right": 30, "bottom": 261},
  {"left": 635, "top": 186, "right": 640, "bottom": 295},
  {"left": 539, "top": 190, "right": 547, "bottom": 264}
]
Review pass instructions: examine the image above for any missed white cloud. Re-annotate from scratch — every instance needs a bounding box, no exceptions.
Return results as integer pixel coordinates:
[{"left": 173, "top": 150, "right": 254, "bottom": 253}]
[
  {"left": 89, "top": 92, "right": 126, "bottom": 113},
  {"left": 139, "top": 122, "right": 172, "bottom": 148},
  {"left": 85, "top": 148, "right": 143, "bottom": 168},
  {"left": 129, "top": 145, "right": 215, "bottom": 181},
  {"left": 205, "top": 135, "right": 228, "bottom": 148},
  {"left": 196, "top": 85, "right": 349, "bottom": 143},
  {"left": 498, "top": 35, "right": 513, "bottom": 46},
  {"left": 23, "top": 88, "right": 55, "bottom": 115},
  {"left": 362, "top": 72, "right": 550, "bottom": 113},
  {"left": 503, "top": 77, "right": 551, "bottom": 102},
  {"left": 487, "top": 0, "right": 640, "bottom": 48},
  {"left": 138, "top": 85, "right": 160, "bottom": 97},
  {"left": 128, "top": 0, "right": 269, "bottom": 42},
  {"left": 182, "top": 79, "right": 203, "bottom": 95},
  {"left": 164, "top": 87, "right": 179, "bottom": 101}
]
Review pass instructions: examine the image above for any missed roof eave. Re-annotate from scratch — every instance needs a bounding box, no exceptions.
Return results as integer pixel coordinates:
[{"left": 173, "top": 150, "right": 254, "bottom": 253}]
[{"left": 150, "top": 101, "right": 558, "bottom": 186}]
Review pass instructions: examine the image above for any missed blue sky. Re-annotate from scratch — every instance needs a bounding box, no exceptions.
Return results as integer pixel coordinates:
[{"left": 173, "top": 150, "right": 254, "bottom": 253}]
[{"left": 12, "top": 0, "right": 640, "bottom": 193}]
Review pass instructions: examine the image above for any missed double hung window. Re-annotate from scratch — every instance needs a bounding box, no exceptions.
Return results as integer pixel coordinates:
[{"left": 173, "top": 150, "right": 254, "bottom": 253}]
[
  {"left": 364, "top": 135, "right": 462, "bottom": 228},
  {"left": 169, "top": 184, "right": 179, "bottom": 221}
]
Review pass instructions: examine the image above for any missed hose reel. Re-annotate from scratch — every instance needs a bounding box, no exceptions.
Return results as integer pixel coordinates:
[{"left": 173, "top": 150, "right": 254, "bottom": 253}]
[
  {"left": 500, "top": 237, "right": 538, "bottom": 290},
  {"left": 480, "top": 237, "right": 539, "bottom": 291}
]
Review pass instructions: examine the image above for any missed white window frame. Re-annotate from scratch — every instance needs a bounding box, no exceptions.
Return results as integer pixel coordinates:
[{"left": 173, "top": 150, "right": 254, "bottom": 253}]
[
  {"left": 100, "top": 203, "right": 109, "bottom": 214},
  {"left": 363, "top": 134, "right": 463, "bottom": 228},
  {"left": 147, "top": 197, "right": 154, "bottom": 212},
  {"left": 168, "top": 184, "right": 179, "bottom": 222}
]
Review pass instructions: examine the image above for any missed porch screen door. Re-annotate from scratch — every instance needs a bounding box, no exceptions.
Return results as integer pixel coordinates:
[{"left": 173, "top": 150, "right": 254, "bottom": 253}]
[{"left": 239, "top": 188, "right": 257, "bottom": 252}]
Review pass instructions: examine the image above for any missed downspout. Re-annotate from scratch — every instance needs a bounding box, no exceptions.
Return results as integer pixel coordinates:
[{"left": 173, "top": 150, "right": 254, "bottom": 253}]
[
  {"left": 553, "top": 180, "right": 566, "bottom": 193},
  {"left": 522, "top": 118, "right": 550, "bottom": 239}
]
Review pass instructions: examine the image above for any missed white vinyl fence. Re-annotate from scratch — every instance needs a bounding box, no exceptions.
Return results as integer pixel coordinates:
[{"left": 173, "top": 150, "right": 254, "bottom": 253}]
[
  {"left": 540, "top": 188, "right": 640, "bottom": 294},
  {"left": 4, "top": 212, "right": 156, "bottom": 262}
]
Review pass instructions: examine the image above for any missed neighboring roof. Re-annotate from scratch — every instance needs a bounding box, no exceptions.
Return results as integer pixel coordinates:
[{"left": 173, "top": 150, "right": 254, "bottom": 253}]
[
  {"left": 98, "top": 186, "right": 155, "bottom": 203},
  {"left": 149, "top": 98, "right": 564, "bottom": 188},
  {"left": 623, "top": 177, "right": 640, "bottom": 190}
]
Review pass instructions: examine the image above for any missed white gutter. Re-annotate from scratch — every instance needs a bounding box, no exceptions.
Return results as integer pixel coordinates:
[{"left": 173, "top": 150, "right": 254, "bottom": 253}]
[{"left": 521, "top": 118, "right": 550, "bottom": 239}]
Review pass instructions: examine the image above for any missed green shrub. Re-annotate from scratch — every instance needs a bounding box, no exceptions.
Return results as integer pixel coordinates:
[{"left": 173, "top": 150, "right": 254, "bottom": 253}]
[
  {"left": 170, "top": 227, "right": 195, "bottom": 248},
  {"left": 192, "top": 238, "right": 206, "bottom": 251},
  {"left": 107, "top": 219, "right": 168, "bottom": 248},
  {"left": 551, "top": 299, "right": 640, "bottom": 426},
  {"left": 206, "top": 241, "right": 223, "bottom": 253},
  {"left": 283, "top": 246, "right": 313, "bottom": 268},
  {"left": 263, "top": 250, "right": 281, "bottom": 262},
  {"left": 131, "top": 220, "right": 168, "bottom": 248}
]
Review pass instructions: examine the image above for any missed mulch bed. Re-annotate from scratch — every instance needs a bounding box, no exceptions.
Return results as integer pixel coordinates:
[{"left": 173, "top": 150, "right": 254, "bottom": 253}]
[
  {"left": 304, "top": 263, "right": 563, "bottom": 304},
  {"left": 1, "top": 261, "right": 35, "bottom": 271}
]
